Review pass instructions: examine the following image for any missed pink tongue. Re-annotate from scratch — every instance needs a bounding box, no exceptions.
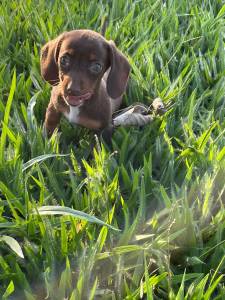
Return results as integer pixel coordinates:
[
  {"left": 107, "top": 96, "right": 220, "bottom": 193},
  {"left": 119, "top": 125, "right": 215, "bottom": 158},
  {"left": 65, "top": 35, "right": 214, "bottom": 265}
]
[{"left": 67, "top": 92, "right": 92, "bottom": 106}]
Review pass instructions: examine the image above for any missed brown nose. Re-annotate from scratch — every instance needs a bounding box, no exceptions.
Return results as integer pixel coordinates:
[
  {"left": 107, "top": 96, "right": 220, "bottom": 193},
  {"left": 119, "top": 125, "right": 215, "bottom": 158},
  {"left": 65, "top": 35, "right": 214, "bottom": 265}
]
[
  {"left": 66, "top": 80, "right": 82, "bottom": 96},
  {"left": 67, "top": 87, "right": 81, "bottom": 96}
]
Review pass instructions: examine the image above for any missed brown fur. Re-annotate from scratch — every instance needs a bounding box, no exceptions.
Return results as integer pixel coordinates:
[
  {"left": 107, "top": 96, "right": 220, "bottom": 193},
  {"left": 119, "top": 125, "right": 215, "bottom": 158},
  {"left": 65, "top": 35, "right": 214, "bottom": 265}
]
[{"left": 40, "top": 30, "right": 130, "bottom": 137}]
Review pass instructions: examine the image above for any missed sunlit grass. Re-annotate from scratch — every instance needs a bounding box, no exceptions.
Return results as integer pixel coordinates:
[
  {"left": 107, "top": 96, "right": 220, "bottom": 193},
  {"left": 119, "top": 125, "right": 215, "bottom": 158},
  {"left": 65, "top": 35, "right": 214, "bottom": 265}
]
[{"left": 0, "top": 0, "right": 225, "bottom": 299}]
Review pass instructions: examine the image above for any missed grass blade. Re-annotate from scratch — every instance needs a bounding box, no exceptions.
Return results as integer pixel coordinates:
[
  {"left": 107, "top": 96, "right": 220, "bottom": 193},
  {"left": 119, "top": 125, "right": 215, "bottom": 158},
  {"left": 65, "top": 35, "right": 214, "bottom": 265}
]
[
  {"left": 0, "top": 70, "right": 16, "bottom": 163},
  {"left": 22, "top": 153, "right": 69, "bottom": 172},
  {"left": 33, "top": 205, "right": 120, "bottom": 231},
  {"left": 0, "top": 235, "right": 24, "bottom": 258}
]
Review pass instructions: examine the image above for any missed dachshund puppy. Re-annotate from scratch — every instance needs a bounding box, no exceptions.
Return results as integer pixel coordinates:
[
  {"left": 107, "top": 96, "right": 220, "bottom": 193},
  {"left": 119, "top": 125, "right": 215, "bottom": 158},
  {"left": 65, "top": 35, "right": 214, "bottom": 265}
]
[{"left": 40, "top": 30, "right": 130, "bottom": 141}]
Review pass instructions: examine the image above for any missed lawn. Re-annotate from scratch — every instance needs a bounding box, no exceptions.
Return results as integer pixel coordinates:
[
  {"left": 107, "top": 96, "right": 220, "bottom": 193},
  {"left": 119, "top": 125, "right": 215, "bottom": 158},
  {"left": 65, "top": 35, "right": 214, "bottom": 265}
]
[{"left": 0, "top": 0, "right": 225, "bottom": 299}]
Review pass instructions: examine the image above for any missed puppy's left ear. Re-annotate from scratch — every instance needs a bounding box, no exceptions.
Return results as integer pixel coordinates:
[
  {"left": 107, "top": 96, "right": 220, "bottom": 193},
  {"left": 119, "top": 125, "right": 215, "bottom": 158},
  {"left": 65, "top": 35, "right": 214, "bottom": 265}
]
[{"left": 107, "top": 41, "right": 130, "bottom": 99}]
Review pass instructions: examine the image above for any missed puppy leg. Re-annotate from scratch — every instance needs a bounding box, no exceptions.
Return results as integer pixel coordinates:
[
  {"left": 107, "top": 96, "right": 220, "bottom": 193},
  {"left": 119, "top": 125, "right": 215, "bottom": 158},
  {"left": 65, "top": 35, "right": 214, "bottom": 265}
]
[
  {"left": 98, "top": 124, "right": 114, "bottom": 148},
  {"left": 44, "top": 102, "right": 61, "bottom": 137}
]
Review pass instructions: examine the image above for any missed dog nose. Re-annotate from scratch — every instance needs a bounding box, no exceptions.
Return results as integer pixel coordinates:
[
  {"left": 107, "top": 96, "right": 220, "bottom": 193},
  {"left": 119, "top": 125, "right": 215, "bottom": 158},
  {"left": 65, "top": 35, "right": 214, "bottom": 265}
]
[
  {"left": 67, "top": 87, "right": 81, "bottom": 96},
  {"left": 66, "top": 81, "right": 82, "bottom": 96}
]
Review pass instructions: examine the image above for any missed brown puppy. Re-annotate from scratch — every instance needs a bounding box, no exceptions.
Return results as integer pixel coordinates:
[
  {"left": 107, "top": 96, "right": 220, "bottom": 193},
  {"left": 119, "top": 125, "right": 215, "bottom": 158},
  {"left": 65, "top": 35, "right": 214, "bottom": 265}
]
[{"left": 40, "top": 30, "right": 130, "bottom": 140}]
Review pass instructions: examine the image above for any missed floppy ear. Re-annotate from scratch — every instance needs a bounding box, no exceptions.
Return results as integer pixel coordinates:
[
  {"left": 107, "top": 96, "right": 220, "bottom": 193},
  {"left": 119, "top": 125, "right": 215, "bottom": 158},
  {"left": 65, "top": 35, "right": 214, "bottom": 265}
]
[
  {"left": 40, "top": 33, "right": 65, "bottom": 85},
  {"left": 106, "top": 41, "right": 130, "bottom": 99}
]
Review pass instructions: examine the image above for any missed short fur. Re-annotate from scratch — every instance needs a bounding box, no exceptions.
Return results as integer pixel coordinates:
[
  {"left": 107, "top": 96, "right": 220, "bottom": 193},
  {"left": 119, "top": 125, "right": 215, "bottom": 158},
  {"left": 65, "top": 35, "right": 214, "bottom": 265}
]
[{"left": 40, "top": 30, "right": 130, "bottom": 137}]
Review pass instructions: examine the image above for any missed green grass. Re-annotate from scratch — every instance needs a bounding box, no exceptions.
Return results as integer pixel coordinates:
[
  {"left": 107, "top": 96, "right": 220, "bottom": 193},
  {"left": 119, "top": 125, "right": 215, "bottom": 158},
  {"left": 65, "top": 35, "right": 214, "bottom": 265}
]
[{"left": 0, "top": 0, "right": 225, "bottom": 299}]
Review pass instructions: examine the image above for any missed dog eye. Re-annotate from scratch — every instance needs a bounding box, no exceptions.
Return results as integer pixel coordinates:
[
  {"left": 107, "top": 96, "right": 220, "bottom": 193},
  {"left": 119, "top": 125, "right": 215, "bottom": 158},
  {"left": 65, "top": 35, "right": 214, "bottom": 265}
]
[
  {"left": 89, "top": 63, "right": 102, "bottom": 74},
  {"left": 60, "top": 55, "right": 70, "bottom": 67}
]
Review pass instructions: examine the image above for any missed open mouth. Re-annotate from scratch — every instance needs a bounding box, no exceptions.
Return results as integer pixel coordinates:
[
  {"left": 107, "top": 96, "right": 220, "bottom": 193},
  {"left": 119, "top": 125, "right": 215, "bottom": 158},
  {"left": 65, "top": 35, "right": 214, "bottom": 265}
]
[{"left": 65, "top": 92, "right": 92, "bottom": 106}]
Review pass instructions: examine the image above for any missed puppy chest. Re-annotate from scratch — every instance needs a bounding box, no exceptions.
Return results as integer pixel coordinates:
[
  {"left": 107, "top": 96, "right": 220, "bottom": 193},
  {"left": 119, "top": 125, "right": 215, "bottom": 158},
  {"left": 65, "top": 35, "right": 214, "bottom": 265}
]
[
  {"left": 63, "top": 105, "right": 103, "bottom": 130},
  {"left": 63, "top": 106, "right": 80, "bottom": 124}
]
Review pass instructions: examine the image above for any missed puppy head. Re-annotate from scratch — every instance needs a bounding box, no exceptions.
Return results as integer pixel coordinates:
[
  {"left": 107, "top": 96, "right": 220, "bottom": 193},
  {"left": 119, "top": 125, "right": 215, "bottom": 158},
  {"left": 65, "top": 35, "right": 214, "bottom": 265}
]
[{"left": 40, "top": 30, "right": 130, "bottom": 106}]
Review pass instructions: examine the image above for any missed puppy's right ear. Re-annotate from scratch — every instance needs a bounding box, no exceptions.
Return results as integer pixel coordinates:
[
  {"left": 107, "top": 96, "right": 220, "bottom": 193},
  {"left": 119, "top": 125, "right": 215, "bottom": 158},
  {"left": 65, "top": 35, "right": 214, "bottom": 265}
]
[
  {"left": 40, "top": 33, "right": 65, "bottom": 85},
  {"left": 106, "top": 41, "right": 130, "bottom": 99}
]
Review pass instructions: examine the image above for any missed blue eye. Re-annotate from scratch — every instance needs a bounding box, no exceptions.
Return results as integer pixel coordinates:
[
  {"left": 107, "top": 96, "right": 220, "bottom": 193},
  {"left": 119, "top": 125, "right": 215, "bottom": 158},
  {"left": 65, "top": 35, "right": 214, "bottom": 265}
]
[
  {"left": 60, "top": 55, "right": 70, "bottom": 67},
  {"left": 89, "top": 63, "right": 102, "bottom": 74}
]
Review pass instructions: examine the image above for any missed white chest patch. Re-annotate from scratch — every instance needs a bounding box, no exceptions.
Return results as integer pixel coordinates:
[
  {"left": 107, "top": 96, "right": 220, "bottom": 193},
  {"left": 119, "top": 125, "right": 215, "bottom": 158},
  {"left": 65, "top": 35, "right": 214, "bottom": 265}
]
[{"left": 63, "top": 106, "right": 80, "bottom": 124}]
